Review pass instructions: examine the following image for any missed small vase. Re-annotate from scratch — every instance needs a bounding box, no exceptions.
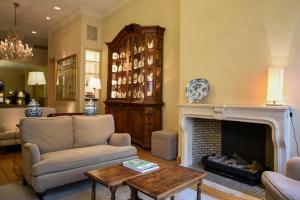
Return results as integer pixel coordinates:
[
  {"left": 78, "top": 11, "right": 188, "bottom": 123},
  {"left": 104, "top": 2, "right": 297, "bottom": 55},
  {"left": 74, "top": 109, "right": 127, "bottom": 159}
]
[
  {"left": 25, "top": 99, "right": 42, "bottom": 117},
  {"left": 84, "top": 99, "right": 96, "bottom": 115}
]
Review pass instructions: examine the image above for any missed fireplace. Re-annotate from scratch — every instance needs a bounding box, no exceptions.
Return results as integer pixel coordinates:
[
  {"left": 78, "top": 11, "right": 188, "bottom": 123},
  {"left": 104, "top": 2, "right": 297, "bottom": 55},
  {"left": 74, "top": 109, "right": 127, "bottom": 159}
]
[
  {"left": 179, "top": 104, "right": 291, "bottom": 175},
  {"left": 191, "top": 119, "right": 274, "bottom": 184}
]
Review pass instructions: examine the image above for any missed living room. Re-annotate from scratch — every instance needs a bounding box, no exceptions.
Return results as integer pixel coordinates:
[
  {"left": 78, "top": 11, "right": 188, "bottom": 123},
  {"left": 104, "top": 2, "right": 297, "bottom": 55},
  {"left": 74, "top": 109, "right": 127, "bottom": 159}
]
[{"left": 0, "top": 0, "right": 299, "bottom": 199}]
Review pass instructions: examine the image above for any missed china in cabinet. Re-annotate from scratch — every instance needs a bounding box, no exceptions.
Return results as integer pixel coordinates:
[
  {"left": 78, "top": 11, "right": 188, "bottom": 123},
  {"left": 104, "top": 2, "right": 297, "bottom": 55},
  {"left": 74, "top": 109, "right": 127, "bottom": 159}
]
[{"left": 105, "top": 24, "right": 165, "bottom": 149}]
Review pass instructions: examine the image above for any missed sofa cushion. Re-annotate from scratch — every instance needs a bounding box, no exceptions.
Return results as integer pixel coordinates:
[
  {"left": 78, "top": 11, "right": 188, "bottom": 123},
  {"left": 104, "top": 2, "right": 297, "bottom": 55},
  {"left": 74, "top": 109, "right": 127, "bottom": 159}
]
[
  {"left": 0, "top": 108, "right": 25, "bottom": 131},
  {"left": 73, "top": 115, "right": 115, "bottom": 148},
  {"left": 21, "top": 116, "right": 73, "bottom": 153},
  {"left": 0, "top": 130, "right": 20, "bottom": 140},
  {"left": 32, "top": 145, "right": 137, "bottom": 176}
]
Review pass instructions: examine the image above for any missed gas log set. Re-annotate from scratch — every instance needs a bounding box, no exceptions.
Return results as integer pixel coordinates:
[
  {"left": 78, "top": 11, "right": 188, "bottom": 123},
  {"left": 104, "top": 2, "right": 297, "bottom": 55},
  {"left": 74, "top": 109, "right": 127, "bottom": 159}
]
[{"left": 202, "top": 153, "right": 266, "bottom": 185}]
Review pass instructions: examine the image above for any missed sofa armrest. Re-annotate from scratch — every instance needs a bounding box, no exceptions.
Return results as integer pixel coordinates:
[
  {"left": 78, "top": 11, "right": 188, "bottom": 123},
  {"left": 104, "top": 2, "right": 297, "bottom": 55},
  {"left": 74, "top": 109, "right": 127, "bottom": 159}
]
[
  {"left": 262, "top": 171, "right": 300, "bottom": 200},
  {"left": 286, "top": 157, "right": 300, "bottom": 181},
  {"left": 23, "top": 143, "right": 41, "bottom": 164},
  {"left": 109, "top": 133, "right": 131, "bottom": 146},
  {"left": 22, "top": 143, "right": 41, "bottom": 183}
]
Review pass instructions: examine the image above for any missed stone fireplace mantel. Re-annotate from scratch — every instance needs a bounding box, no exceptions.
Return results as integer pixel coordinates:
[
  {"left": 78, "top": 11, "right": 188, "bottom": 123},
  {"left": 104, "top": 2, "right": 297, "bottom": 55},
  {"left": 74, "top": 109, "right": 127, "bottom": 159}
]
[{"left": 178, "top": 104, "right": 291, "bottom": 174}]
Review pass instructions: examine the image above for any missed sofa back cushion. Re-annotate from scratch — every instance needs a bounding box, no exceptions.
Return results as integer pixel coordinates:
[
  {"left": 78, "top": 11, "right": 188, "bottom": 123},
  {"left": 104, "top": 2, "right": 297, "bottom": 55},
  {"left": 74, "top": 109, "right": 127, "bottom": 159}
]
[
  {"left": 20, "top": 116, "right": 73, "bottom": 153},
  {"left": 0, "top": 107, "right": 56, "bottom": 132},
  {"left": 73, "top": 115, "right": 115, "bottom": 148}
]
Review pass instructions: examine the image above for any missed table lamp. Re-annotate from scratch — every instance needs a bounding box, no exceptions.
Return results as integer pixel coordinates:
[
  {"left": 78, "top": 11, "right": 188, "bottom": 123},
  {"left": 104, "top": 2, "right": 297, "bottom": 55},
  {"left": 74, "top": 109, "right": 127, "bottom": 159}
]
[
  {"left": 26, "top": 72, "right": 46, "bottom": 117},
  {"left": 27, "top": 72, "right": 46, "bottom": 101},
  {"left": 85, "top": 77, "right": 101, "bottom": 115},
  {"left": 88, "top": 77, "right": 101, "bottom": 98},
  {"left": 267, "top": 68, "right": 284, "bottom": 105}
]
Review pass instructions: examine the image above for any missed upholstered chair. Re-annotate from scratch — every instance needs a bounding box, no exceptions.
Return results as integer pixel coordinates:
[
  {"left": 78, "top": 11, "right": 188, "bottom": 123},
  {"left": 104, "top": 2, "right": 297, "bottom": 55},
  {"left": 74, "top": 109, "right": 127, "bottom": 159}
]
[{"left": 262, "top": 157, "right": 300, "bottom": 200}]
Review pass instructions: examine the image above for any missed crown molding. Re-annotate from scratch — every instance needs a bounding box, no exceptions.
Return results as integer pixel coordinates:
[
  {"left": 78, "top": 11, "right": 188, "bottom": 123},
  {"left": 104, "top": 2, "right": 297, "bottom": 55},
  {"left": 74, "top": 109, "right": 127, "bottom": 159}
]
[
  {"left": 48, "top": 9, "right": 82, "bottom": 35},
  {"left": 101, "top": 0, "right": 134, "bottom": 19},
  {"left": 80, "top": 9, "right": 102, "bottom": 19},
  {"left": 48, "top": 8, "right": 103, "bottom": 37}
]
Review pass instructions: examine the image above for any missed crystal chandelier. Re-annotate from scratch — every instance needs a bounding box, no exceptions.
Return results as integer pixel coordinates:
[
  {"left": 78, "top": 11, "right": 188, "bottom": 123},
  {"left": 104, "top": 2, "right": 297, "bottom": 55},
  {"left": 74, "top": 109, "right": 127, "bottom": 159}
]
[{"left": 0, "top": 3, "right": 33, "bottom": 62}]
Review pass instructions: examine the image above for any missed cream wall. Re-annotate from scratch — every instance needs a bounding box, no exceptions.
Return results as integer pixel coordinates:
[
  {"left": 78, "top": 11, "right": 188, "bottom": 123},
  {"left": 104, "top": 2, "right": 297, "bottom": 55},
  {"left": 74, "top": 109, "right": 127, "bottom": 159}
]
[
  {"left": 80, "top": 13, "right": 103, "bottom": 111},
  {"left": 101, "top": 0, "right": 180, "bottom": 130},
  {"left": 180, "top": 0, "right": 270, "bottom": 105},
  {"left": 48, "top": 13, "right": 82, "bottom": 112},
  {"left": 180, "top": 0, "right": 300, "bottom": 156},
  {"left": 48, "top": 11, "right": 102, "bottom": 112}
]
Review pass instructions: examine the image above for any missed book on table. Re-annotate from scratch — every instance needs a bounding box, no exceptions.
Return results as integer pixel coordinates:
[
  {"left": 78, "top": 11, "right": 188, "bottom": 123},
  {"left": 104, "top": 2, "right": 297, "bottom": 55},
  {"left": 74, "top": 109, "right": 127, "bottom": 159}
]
[{"left": 123, "top": 159, "right": 159, "bottom": 173}]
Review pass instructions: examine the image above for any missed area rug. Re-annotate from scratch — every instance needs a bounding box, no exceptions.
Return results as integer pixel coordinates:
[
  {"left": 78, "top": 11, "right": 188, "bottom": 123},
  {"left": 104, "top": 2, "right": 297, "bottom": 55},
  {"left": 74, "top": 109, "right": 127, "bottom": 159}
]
[
  {"left": 0, "top": 180, "right": 216, "bottom": 200},
  {"left": 191, "top": 165, "right": 265, "bottom": 199}
]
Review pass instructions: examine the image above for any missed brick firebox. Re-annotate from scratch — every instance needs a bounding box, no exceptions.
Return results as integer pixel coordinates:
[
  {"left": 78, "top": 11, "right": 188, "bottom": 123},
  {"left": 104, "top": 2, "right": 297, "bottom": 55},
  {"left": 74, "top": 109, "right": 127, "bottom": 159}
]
[{"left": 192, "top": 118, "right": 274, "bottom": 170}]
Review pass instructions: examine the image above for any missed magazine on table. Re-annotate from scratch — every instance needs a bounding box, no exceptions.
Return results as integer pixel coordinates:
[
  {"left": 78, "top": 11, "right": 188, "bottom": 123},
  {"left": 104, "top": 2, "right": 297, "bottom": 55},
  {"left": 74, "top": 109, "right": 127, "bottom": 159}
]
[{"left": 123, "top": 159, "right": 159, "bottom": 173}]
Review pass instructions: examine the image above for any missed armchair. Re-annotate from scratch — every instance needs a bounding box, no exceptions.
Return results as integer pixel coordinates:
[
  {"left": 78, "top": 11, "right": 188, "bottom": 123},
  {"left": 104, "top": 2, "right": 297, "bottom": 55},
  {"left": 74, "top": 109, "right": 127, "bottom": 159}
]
[{"left": 261, "top": 157, "right": 300, "bottom": 200}]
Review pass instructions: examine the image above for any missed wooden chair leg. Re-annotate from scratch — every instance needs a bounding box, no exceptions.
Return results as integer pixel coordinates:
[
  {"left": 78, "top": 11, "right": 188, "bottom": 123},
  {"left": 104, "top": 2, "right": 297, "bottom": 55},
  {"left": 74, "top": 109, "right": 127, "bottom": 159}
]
[
  {"left": 91, "top": 181, "right": 96, "bottom": 200},
  {"left": 196, "top": 181, "right": 201, "bottom": 200},
  {"left": 129, "top": 186, "right": 138, "bottom": 200},
  {"left": 22, "top": 177, "right": 28, "bottom": 186},
  {"left": 36, "top": 191, "right": 46, "bottom": 200}
]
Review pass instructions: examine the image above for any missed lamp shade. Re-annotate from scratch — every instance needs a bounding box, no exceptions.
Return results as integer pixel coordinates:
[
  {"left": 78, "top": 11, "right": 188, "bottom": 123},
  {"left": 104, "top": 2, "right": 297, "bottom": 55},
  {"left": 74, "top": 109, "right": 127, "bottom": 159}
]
[
  {"left": 18, "top": 91, "right": 24, "bottom": 98},
  {"left": 267, "top": 67, "right": 284, "bottom": 104},
  {"left": 27, "top": 72, "right": 46, "bottom": 85},
  {"left": 88, "top": 77, "right": 101, "bottom": 89}
]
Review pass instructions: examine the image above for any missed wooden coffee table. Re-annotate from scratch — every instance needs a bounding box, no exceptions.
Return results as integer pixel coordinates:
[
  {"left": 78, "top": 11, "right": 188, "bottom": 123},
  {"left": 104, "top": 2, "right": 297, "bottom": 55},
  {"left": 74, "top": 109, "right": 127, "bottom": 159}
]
[
  {"left": 85, "top": 165, "right": 141, "bottom": 200},
  {"left": 125, "top": 165, "right": 206, "bottom": 200}
]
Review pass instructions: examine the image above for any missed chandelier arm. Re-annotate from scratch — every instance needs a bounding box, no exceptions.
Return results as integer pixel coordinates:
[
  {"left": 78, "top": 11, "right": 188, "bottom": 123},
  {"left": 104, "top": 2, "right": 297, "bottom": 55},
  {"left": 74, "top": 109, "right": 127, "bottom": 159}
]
[{"left": 13, "top": 2, "right": 19, "bottom": 29}]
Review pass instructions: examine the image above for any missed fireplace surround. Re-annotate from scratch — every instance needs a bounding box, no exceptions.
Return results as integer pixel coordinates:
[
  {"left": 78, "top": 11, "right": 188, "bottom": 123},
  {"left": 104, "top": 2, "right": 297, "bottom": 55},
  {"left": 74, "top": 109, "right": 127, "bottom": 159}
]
[{"left": 178, "top": 104, "right": 291, "bottom": 174}]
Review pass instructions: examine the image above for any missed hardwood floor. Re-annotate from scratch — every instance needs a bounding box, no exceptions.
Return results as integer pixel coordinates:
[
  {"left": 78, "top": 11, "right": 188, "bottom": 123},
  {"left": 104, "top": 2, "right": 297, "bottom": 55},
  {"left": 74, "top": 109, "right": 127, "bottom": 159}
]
[
  {"left": 0, "top": 145, "right": 260, "bottom": 200},
  {"left": 0, "top": 146, "right": 22, "bottom": 186}
]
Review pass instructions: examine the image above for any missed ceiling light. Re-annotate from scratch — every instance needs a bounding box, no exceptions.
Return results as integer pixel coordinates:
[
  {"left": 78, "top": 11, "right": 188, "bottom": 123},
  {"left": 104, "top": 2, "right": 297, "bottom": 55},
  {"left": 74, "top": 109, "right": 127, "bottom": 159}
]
[
  {"left": 46, "top": 16, "right": 51, "bottom": 20},
  {"left": 32, "top": 31, "right": 37, "bottom": 34},
  {"left": 53, "top": 6, "right": 61, "bottom": 10}
]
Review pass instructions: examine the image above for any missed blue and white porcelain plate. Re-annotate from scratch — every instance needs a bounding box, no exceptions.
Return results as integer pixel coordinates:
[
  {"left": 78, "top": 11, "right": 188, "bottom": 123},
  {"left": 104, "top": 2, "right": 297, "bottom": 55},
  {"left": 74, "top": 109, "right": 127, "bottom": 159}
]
[{"left": 185, "top": 79, "right": 209, "bottom": 103}]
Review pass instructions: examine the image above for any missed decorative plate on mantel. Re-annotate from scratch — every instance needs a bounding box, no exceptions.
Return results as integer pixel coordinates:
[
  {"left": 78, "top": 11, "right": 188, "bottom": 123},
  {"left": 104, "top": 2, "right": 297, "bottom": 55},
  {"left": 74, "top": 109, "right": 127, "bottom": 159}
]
[{"left": 185, "top": 78, "right": 209, "bottom": 103}]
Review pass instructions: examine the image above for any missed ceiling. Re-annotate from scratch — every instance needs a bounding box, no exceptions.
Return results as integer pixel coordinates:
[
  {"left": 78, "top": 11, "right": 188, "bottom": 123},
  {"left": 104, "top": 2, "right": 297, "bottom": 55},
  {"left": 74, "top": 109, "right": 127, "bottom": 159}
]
[{"left": 0, "top": 0, "right": 123, "bottom": 41}]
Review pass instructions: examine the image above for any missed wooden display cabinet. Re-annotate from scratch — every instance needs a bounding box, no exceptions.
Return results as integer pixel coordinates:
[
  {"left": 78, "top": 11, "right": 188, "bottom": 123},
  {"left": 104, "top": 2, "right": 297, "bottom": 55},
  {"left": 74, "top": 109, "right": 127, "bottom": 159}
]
[{"left": 105, "top": 24, "right": 165, "bottom": 149}]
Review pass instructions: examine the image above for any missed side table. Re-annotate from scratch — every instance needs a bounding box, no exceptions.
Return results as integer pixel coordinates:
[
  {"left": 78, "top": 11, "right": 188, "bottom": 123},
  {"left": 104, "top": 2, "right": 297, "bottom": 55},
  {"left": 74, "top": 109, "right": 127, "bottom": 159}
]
[
  {"left": 85, "top": 165, "right": 141, "bottom": 200},
  {"left": 125, "top": 165, "right": 206, "bottom": 200}
]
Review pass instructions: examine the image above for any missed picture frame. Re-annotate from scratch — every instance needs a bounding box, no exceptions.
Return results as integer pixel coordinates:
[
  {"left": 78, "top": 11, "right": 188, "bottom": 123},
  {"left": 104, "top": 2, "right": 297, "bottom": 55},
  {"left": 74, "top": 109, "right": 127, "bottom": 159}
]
[{"left": 56, "top": 54, "right": 77, "bottom": 101}]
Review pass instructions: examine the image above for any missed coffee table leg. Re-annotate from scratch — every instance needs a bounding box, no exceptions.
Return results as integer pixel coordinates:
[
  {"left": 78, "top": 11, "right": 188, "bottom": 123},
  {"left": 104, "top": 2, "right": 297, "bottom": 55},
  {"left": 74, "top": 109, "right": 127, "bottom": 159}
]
[
  {"left": 196, "top": 181, "right": 201, "bottom": 200},
  {"left": 129, "top": 186, "right": 138, "bottom": 200},
  {"left": 92, "top": 181, "right": 96, "bottom": 200},
  {"left": 109, "top": 186, "right": 118, "bottom": 200}
]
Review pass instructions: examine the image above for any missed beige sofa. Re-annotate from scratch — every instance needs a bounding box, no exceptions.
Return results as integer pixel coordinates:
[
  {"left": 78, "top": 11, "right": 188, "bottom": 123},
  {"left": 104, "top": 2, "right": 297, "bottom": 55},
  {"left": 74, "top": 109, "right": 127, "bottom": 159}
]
[
  {"left": 261, "top": 157, "right": 300, "bottom": 200},
  {"left": 20, "top": 114, "right": 137, "bottom": 198},
  {"left": 0, "top": 107, "right": 56, "bottom": 147}
]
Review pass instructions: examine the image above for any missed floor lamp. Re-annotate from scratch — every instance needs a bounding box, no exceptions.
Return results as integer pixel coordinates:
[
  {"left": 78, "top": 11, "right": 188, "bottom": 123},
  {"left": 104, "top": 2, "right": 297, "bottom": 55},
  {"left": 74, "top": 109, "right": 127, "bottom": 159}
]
[
  {"left": 27, "top": 72, "right": 46, "bottom": 103},
  {"left": 87, "top": 77, "right": 101, "bottom": 115}
]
